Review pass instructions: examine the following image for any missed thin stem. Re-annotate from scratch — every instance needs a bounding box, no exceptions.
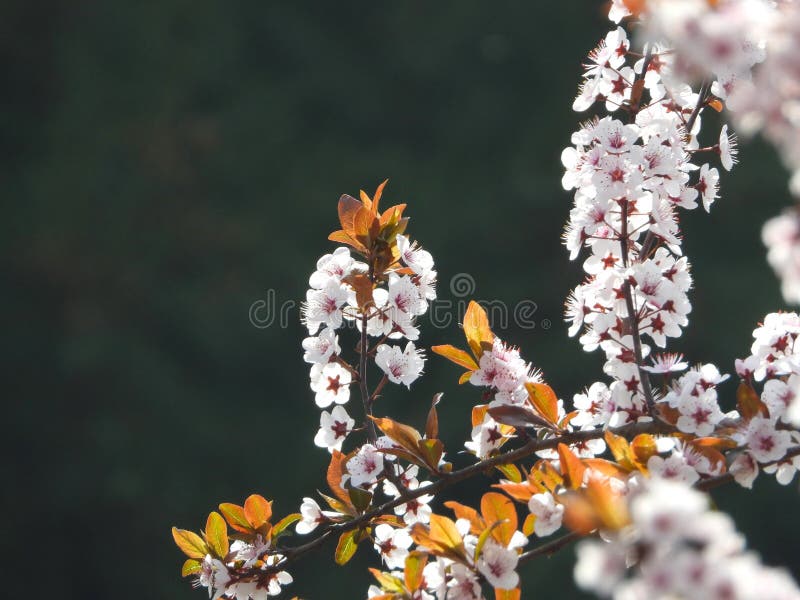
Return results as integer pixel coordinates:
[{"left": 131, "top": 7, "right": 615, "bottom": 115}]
[
  {"left": 619, "top": 198, "right": 658, "bottom": 416},
  {"left": 519, "top": 531, "right": 583, "bottom": 565}
]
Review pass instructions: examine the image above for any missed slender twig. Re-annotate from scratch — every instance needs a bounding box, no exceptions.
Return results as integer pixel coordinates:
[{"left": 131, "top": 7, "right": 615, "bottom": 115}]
[
  {"left": 619, "top": 198, "right": 658, "bottom": 416},
  {"left": 252, "top": 421, "right": 673, "bottom": 576},
  {"left": 519, "top": 531, "right": 583, "bottom": 565}
]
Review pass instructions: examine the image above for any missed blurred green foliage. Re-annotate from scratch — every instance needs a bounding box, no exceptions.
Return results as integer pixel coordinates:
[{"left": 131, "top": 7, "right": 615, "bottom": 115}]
[{"left": 3, "top": 1, "right": 798, "bottom": 598}]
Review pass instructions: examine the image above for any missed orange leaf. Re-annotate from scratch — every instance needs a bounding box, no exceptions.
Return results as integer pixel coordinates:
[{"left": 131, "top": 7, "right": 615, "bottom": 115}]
[
  {"left": 462, "top": 301, "right": 494, "bottom": 358},
  {"left": 604, "top": 430, "right": 640, "bottom": 472},
  {"left": 492, "top": 481, "right": 536, "bottom": 503},
  {"left": 429, "top": 514, "right": 466, "bottom": 554},
  {"left": 630, "top": 434, "right": 658, "bottom": 466},
  {"left": 431, "top": 344, "right": 478, "bottom": 371},
  {"left": 417, "top": 438, "right": 444, "bottom": 472},
  {"left": 472, "top": 404, "right": 490, "bottom": 428},
  {"left": 328, "top": 450, "right": 353, "bottom": 505},
  {"left": 557, "top": 443, "right": 587, "bottom": 490},
  {"left": 737, "top": 381, "right": 769, "bottom": 420},
  {"left": 372, "top": 179, "right": 389, "bottom": 213},
  {"left": 458, "top": 371, "right": 473, "bottom": 385},
  {"left": 584, "top": 475, "right": 630, "bottom": 531},
  {"left": 495, "top": 588, "right": 521, "bottom": 600},
  {"left": 219, "top": 503, "right": 252, "bottom": 534},
  {"left": 337, "top": 194, "right": 363, "bottom": 235},
  {"left": 522, "top": 513, "right": 536, "bottom": 537},
  {"left": 328, "top": 229, "right": 367, "bottom": 254},
  {"left": 480, "top": 492, "right": 518, "bottom": 546},
  {"left": 425, "top": 393, "right": 442, "bottom": 440},
  {"left": 342, "top": 272, "right": 374, "bottom": 310},
  {"left": 525, "top": 382, "right": 560, "bottom": 425},
  {"left": 708, "top": 98, "right": 724, "bottom": 112},
  {"left": 370, "top": 416, "right": 422, "bottom": 454},
  {"left": 243, "top": 495, "right": 272, "bottom": 530},
  {"left": 172, "top": 527, "right": 208, "bottom": 559},
  {"left": 444, "top": 500, "right": 485, "bottom": 535}
]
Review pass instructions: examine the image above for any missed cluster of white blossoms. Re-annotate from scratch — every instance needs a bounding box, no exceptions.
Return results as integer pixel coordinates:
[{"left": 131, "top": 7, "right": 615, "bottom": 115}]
[
  {"left": 574, "top": 479, "right": 800, "bottom": 600},
  {"left": 639, "top": 0, "right": 800, "bottom": 304},
  {"left": 196, "top": 539, "right": 292, "bottom": 600},
  {"left": 366, "top": 519, "right": 529, "bottom": 600},
  {"left": 730, "top": 312, "right": 800, "bottom": 487},
  {"left": 563, "top": 11, "right": 736, "bottom": 430},
  {"left": 300, "top": 235, "right": 435, "bottom": 453},
  {"left": 465, "top": 338, "right": 543, "bottom": 458}
]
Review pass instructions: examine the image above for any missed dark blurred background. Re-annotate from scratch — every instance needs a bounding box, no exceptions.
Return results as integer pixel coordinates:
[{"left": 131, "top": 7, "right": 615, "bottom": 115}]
[{"left": 3, "top": 1, "right": 798, "bottom": 598}]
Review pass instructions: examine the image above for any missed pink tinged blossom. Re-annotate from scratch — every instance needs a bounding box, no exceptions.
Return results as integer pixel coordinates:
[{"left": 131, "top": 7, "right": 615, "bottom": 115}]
[
  {"left": 476, "top": 539, "right": 520, "bottom": 590},
  {"left": 470, "top": 338, "right": 530, "bottom": 393},
  {"left": 346, "top": 444, "right": 384, "bottom": 488},
  {"left": 527, "top": 492, "right": 564, "bottom": 537},
  {"left": 295, "top": 497, "right": 328, "bottom": 534},
  {"left": 675, "top": 390, "right": 724, "bottom": 437},
  {"left": 196, "top": 555, "right": 231, "bottom": 600},
  {"left": 396, "top": 234, "right": 435, "bottom": 275},
  {"left": 387, "top": 273, "right": 426, "bottom": 317},
  {"left": 310, "top": 362, "right": 351, "bottom": 408},
  {"left": 697, "top": 164, "right": 720, "bottom": 212},
  {"left": 308, "top": 247, "right": 359, "bottom": 289},
  {"left": 647, "top": 452, "right": 700, "bottom": 485},
  {"left": 372, "top": 524, "right": 413, "bottom": 570},
  {"left": 314, "top": 405, "right": 355, "bottom": 452},
  {"left": 302, "top": 279, "right": 350, "bottom": 334},
  {"left": 301, "top": 327, "right": 340, "bottom": 364},
  {"left": 730, "top": 451, "right": 759, "bottom": 489},
  {"left": 447, "top": 564, "right": 482, "bottom": 600},
  {"left": 740, "top": 416, "right": 791, "bottom": 463},
  {"left": 642, "top": 352, "right": 688, "bottom": 374},
  {"left": 574, "top": 540, "right": 627, "bottom": 596},
  {"left": 464, "top": 414, "right": 509, "bottom": 459},
  {"left": 718, "top": 125, "right": 738, "bottom": 171},
  {"left": 375, "top": 341, "right": 425, "bottom": 388},
  {"left": 608, "top": 0, "right": 632, "bottom": 23}
]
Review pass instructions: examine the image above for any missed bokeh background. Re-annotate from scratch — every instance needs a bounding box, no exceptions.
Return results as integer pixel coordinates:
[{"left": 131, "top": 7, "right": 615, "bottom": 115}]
[{"left": 4, "top": 1, "right": 799, "bottom": 598}]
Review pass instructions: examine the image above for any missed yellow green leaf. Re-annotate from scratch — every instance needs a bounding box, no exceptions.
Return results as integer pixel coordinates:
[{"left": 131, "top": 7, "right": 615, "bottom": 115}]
[
  {"left": 181, "top": 558, "right": 202, "bottom": 577},
  {"left": 171, "top": 527, "right": 208, "bottom": 559},
  {"left": 335, "top": 529, "right": 360, "bottom": 565},
  {"left": 205, "top": 512, "right": 229, "bottom": 559},
  {"left": 404, "top": 551, "right": 428, "bottom": 592},
  {"left": 272, "top": 513, "right": 302, "bottom": 539}
]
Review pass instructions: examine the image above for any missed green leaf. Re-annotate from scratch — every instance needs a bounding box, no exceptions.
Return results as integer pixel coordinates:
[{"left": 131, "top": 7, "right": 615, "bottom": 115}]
[
  {"left": 272, "top": 513, "right": 302, "bottom": 539},
  {"left": 335, "top": 529, "right": 360, "bottom": 565},
  {"left": 348, "top": 485, "right": 374, "bottom": 514},
  {"left": 172, "top": 527, "right": 208, "bottom": 559}
]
